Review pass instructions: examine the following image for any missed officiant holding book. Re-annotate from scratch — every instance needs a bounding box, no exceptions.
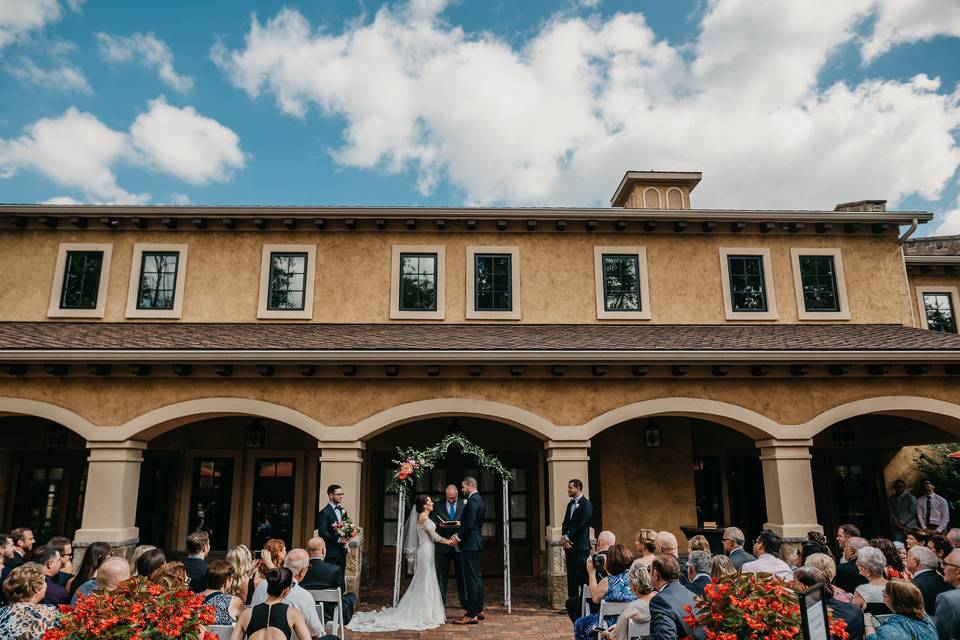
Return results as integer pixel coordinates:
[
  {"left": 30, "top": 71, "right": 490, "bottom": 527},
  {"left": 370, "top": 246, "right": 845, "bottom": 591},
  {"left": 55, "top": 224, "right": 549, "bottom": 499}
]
[{"left": 432, "top": 483, "right": 467, "bottom": 609}]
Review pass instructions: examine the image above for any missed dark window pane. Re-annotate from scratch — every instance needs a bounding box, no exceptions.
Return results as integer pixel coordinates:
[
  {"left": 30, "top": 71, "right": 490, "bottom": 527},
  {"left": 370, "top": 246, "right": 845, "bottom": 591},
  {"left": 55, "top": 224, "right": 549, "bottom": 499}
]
[
  {"left": 137, "top": 252, "right": 180, "bottom": 310},
  {"left": 268, "top": 253, "right": 307, "bottom": 310},
  {"left": 727, "top": 256, "right": 767, "bottom": 312},
  {"left": 60, "top": 251, "right": 103, "bottom": 309},
  {"left": 474, "top": 254, "right": 512, "bottom": 311},
  {"left": 398, "top": 253, "right": 438, "bottom": 311},
  {"left": 798, "top": 255, "right": 839, "bottom": 312},
  {"left": 924, "top": 293, "right": 957, "bottom": 333},
  {"left": 602, "top": 254, "right": 641, "bottom": 311}
]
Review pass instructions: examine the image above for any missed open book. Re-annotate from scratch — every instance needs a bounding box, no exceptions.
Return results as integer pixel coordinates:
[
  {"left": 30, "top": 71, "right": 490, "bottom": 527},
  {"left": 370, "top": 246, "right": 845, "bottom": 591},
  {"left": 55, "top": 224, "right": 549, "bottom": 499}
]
[{"left": 435, "top": 514, "right": 461, "bottom": 528}]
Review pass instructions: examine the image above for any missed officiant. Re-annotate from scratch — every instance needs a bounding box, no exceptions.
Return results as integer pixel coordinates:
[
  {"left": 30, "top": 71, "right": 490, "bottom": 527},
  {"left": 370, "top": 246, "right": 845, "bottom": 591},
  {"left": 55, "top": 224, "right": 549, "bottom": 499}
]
[{"left": 433, "top": 483, "right": 468, "bottom": 609}]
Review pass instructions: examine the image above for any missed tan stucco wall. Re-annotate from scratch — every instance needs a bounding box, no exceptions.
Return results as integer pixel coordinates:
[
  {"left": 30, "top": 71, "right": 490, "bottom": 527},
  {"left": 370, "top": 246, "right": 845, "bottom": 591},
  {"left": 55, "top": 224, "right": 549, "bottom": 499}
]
[{"left": 0, "top": 229, "right": 914, "bottom": 325}]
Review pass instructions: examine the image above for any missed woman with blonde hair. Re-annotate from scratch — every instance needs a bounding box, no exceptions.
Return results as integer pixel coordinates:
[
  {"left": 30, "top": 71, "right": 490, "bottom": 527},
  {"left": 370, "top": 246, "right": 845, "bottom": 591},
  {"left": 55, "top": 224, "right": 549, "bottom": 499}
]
[
  {"left": 600, "top": 561, "right": 655, "bottom": 640},
  {"left": 633, "top": 529, "right": 657, "bottom": 567},
  {"left": 226, "top": 544, "right": 261, "bottom": 605},
  {"left": 804, "top": 553, "right": 852, "bottom": 603},
  {"left": 710, "top": 555, "right": 737, "bottom": 581},
  {"left": 687, "top": 535, "right": 710, "bottom": 554},
  {"left": 0, "top": 564, "right": 60, "bottom": 639}
]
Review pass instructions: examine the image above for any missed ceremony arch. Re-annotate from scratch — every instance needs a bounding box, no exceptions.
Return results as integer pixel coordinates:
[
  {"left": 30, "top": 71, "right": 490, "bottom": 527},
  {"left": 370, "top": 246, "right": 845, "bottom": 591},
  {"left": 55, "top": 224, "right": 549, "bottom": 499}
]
[{"left": 388, "top": 433, "right": 514, "bottom": 613}]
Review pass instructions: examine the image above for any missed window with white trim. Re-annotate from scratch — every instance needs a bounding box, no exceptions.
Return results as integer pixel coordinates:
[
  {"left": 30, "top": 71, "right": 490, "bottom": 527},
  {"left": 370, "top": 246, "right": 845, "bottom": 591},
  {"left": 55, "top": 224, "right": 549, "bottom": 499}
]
[
  {"left": 789, "top": 248, "right": 851, "bottom": 320},
  {"left": 390, "top": 245, "right": 445, "bottom": 319},
  {"left": 465, "top": 246, "right": 520, "bottom": 320},
  {"left": 718, "top": 247, "right": 778, "bottom": 320},
  {"left": 125, "top": 244, "right": 189, "bottom": 319},
  {"left": 48, "top": 243, "right": 113, "bottom": 318},
  {"left": 916, "top": 285, "right": 959, "bottom": 334},
  {"left": 593, "top": 246, "right": 651, "bottom": 320},
  {"left": 257, "top": 244, "right": 317, "bottom": 319}
]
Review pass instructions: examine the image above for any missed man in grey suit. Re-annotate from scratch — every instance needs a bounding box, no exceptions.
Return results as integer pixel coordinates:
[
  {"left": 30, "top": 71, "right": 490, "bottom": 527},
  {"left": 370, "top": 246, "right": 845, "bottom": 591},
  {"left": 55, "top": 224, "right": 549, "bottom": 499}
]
[
  {"left": 722, "top": 527, "right": 756, "bottom": 571},
  {"left": 889, "top": 479, "right": 919, "bottom": 543},
  {"left": 936, "top": 548, "right": 960, "bottom": 640},
  {"left": 649, "top": 554, "right": 706, "bottom": 640}
]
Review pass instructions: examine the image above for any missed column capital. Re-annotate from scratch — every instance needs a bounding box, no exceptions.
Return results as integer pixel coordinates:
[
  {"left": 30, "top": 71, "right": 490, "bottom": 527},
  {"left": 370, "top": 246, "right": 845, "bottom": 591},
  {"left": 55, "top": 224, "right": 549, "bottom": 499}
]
[
  {"left": 756, "top": 438, "right": 813, "bottom": 460},
  {"left": 84, "top": 440, "right": 147, "bottom": 463},
  {"left": 318, "top": 440, "right": 365, "bottom": 463},
  {"left": 85, "top": 439, "right": 148, "bottom": 450},
  {"left": 544, "top": 440, "right": 590, "bottom": 462}
]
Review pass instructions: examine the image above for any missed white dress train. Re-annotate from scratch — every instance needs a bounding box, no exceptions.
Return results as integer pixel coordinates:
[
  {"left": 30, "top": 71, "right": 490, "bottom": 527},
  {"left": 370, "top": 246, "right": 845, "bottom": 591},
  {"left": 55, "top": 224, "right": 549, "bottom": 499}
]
[{"left": 347, "top": 517, "right": 447, "bottom": 632}]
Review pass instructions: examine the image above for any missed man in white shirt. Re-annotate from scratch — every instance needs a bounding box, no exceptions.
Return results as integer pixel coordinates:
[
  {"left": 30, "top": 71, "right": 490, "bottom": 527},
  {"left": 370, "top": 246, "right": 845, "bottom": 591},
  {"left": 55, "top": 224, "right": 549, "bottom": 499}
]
[
  {"left": 741, "top": 530, "right": 793, "bottom": 581},
  {"left": 252, "top": 548, "right": 323, "bottom": 637},
  {"left": 918, "top": 479, "right": 950, "bottom": 533}
]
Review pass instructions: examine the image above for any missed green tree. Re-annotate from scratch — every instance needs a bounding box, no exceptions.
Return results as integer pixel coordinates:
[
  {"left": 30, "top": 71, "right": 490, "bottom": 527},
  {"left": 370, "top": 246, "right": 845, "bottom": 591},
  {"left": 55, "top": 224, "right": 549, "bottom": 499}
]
[{"left": 915, "top": 443, "right": 960, "bottom": 514}]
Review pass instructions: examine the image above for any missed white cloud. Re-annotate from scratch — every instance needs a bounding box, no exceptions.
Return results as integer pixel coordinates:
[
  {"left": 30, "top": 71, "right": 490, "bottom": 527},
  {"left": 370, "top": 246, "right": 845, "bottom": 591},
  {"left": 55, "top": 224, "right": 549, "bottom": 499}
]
[
  {"left": 130, "top": 97, "right": 247, "bottom": 184},
  {"left": 862, "top": 0, "right": 960, "bottom": 62},
  {"left": 169, "top": 192, "right": 191, "bottom": 205},
  {"left": 41, "top": 195, "right": 82, "bottom": 204},
  {"left": 7, "top": 54, "right": 91, "bottom": 92},
  {"left": 0, "top": 0, "right": 82, "bottom": 53},
  {"left": 96, "top": 32, "right": 193, "bottom": 92},
  {"left": 932, "top": 196, "right": 960, "bottom": 235},
  {"left": 214, "top": 1, "right": 960, "bottom": 209},
  {"left": 0, "top": 99, "right": 246, "bottom": 203}
]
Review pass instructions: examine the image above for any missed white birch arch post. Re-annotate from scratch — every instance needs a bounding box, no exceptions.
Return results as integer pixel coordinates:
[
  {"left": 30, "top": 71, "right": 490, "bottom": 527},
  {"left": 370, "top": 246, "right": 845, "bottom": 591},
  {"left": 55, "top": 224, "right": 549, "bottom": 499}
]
[
  {"left": 392, "top": 491, "right": 406, "bottom": 607},
  {"left": 502, "top": 477, "right": 512, "bottom": 613}
]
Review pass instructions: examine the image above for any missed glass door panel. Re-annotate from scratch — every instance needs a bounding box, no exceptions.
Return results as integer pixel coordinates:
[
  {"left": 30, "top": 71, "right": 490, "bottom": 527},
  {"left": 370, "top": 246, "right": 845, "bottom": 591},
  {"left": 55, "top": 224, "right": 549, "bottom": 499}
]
[
  {"left": 251, "top": 459, "right": 296, "bottom": 550},
  {"left": 189, "top": 458, "right": 234, "bottom": 551}
]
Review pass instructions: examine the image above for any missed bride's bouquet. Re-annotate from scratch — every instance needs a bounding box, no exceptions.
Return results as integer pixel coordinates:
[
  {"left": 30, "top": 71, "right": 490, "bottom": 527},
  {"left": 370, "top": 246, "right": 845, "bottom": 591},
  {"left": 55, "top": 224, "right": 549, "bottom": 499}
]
[{"left": 333, "top": 515, "right": 360, "bottom": 541}]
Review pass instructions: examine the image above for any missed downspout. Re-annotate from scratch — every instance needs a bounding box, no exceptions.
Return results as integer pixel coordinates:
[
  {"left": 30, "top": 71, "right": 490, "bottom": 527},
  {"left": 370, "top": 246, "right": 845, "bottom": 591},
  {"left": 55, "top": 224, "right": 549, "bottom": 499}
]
[{"left": 899, "top": 218, "right": 920, "bottom": 327}]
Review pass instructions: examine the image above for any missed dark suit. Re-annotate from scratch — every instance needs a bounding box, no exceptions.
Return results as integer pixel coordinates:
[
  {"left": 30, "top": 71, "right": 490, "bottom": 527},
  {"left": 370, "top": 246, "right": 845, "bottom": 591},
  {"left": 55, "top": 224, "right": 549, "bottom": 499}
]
[
  {"left": 686, "top": 574, "right": 711, "bottom": 597},
  {"left": 300, "top": 558, "right": 356, "bottom": 624},
  {"left": 433, "top": 498, "right": 466, "bottom": 609},
  {"left": 827, "top": 597, "right": 865, "bottom": 640},
  {"left": 936, "top": 588, "right": 960, "bottom": 640},
  {"left": 728, "top": 547, "right": 756, "bottom": 571},
  {"left": 316, "top": 503, "right": 349, "bottom": 577},
  {"left": 561, "top": 495, "right": 594, "bottom": 600},
  {"left": 834, "top": 558, "right": 868, "bottom": 595},
  {"left": 649, "top": 580, "right": 706, "bottom": 640},
  {"left": 459, "top": 491, "right": 485, "bottom": 618},
  {"left": 182, "top": 556, "right": 207, "bottom": 593},
  {"left": 914, "top": 569, "right": 952, "bottom": 616}
]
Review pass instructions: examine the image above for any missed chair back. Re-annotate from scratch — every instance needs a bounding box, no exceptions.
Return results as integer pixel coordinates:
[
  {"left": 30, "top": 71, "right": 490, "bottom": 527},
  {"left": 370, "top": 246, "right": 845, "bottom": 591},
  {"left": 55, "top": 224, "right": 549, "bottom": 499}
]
[
  {"left": 628, "top": 619, "right": 650, "bottom": 639},
  {"left": 309, "top": 588, "right": 345, "bottom": 639},
  {"left": 597, "top": 600, "right": 630, "bottom": 628},
  {"left": 208, "top": 625, "right": 234, "bottom": 640},
  {"left": 580, "top": 586, "right": 591, "bottom": 618}
]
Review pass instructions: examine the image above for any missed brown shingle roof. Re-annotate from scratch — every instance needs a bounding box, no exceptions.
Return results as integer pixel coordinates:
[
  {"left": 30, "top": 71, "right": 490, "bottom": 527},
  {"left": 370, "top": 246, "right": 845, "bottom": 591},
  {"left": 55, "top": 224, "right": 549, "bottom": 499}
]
[
  {"left": 905, "top": 235, "right": 960, "bottom": 256},
  {"left": 0, "top": 322, "right": 959, "bottom": 352}
]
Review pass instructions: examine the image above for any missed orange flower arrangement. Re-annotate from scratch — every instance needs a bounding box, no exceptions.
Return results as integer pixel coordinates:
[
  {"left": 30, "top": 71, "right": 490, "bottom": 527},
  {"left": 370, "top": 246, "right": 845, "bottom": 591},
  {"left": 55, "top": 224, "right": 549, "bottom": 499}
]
[{"left": 43, "top": 576, "right": 217, "bottom": 640}]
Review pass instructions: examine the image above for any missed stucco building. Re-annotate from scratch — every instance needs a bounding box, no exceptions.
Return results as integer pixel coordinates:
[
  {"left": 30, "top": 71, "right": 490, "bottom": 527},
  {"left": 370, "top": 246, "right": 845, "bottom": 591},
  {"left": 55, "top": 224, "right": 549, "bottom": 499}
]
[{"left": 1, "top": 170, "right": 959, "bottom": 605}]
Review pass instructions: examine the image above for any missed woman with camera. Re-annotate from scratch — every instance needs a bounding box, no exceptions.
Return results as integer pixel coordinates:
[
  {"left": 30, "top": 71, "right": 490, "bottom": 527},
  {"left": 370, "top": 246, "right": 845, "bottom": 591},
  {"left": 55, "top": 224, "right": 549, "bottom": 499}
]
[{"left": 573, "top": 544, "right": 636, "bottom": 640}]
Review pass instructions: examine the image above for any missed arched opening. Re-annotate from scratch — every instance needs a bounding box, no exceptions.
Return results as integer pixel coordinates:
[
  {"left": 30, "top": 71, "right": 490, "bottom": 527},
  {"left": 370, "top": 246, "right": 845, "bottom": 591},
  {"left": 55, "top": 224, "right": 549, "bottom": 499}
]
[
  {"left": 0, "top": 416, "right": 88, "bottom": 542},
  {"left": 362, "top": 417, "right": 545, "bottom": 582},
  {"left": 135, "top": 416, "right": 319, "bottom": 554},
  {"left": 590, "top": 416, "right": 766, "bottom": 552}
]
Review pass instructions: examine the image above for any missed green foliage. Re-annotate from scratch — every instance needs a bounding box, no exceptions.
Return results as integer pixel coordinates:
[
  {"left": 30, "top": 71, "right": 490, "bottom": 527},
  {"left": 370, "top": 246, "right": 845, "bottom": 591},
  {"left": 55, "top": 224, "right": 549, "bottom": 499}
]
[
  {"left": 389, "top": 433, "right": 512, "bottom": 497},
  {"left": 915, "top": 443, "right": 960, "bottom": 513}
]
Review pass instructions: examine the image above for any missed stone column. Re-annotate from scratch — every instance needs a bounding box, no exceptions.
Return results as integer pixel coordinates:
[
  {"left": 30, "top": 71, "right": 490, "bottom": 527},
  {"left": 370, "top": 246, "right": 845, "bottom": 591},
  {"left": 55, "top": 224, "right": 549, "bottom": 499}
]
[
  {"left": 757, "top": 438, "right": 822, "bottom": 541},
  {"left": 543, "top": 439, "right": 590, "bottom": 609},
  {"left": 74, "top": 440, "right": 146, "bottom": 562},
  {"left": 318, "top": 441, "right": 365, "bottom": 595}
]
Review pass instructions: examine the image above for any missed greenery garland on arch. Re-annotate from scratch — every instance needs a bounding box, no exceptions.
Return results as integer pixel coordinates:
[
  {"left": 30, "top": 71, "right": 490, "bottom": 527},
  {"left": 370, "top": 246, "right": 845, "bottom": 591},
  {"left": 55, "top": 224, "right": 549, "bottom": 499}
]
[{"left": 389, "top": 433, "right": 513, "bottom": 497}]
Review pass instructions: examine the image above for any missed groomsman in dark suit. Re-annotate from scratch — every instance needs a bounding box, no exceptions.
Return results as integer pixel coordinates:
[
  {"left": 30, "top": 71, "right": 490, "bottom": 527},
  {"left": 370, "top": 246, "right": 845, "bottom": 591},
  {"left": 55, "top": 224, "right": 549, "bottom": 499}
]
[
  {"left": 315, "top": 484, "right": 349, "bottom": 578},
  {"left": 561, "top": 479, "right": 594, "bottom": 601},
  {"left": 433, "top": 484, "right": 467, "bottom": 610},
  {"left": 452, "top": 476, "right": 486, "bottom": 625}
]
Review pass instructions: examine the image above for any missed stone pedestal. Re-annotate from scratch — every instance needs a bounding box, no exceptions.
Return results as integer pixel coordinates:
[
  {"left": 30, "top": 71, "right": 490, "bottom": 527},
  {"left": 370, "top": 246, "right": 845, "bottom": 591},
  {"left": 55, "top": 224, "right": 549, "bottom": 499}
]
[
  {"left": 757, "top": 438, "right": 822, "bottom": 538},
  {"left": 345, "top": 533, "right": 364, "bottom": 599},
  {"left": 545, "top": 537, "right": 568, "bottom": 609}
]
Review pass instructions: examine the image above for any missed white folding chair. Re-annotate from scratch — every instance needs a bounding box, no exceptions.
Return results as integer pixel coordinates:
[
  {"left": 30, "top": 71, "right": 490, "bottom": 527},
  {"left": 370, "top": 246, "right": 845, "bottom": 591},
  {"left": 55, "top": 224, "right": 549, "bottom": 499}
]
[
  {"left": 208, "top": 625, "right": 234, "bottom": 640},
  {"left": 580, "top": 585, "right": 591, "bottom": 618},
  {"left": 309, "top": 588, "right": 345, "bottom": 639},
  {"left": 628, "top": 619, "right": 650, "bottom": 639},
  {"left": 597, "top": 600, "right": 630, "bottom": 630}
]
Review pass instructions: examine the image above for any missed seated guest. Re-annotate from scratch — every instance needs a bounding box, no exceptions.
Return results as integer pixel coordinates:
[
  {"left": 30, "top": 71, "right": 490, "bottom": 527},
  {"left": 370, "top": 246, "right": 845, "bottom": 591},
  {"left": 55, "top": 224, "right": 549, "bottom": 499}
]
[
  {"left": 906, "top": 530, "right": 929, "bottom": 551},
  {"left": 0, "top": 564, "right": 59, "bottom": 639},
  {"left": 807, "top": 531, "right": 836, "bottom": 561},
  {"left": 72, "top": 556, "right": 129, "bottom": 604},
  {"left": 47, "top": 537, "right": 74, "bottom": 587},
  {"left": 34, "top": 545, "right": 69, "bottom": 606},
  {"left": 794, "top": 566, "right": 865, "bottom": 640},
  {"left": 201, "top": 559, "right": 245, "bottom": 625},
  {"left": 299, "top": 537, "right": 356, "bottom": 625},
  {"left": 656, "top": 531, "right": 689, "bottom": 586},
  {"left": 935, "top": 548, "right": 960, "bottom": 640},
  {"left": 863, "top": 580, "right": 937, "bottom": 640},
  {"left": 836, "top": 537, "right": 870, "bottom": 595},
  {"left": 722, "top": 527, "right": 755, "bottom": 571},
  {"left": 6, "top": 528, "right": 34, "bottom": 573},
  {"left": 600, "top": 561, "right": 655, "bottom": 640},
  {"left": 261, "top": 538, "right": 287, "bottom": 571},
  {"left": 648, "top": 554, "right": 704, "bottom": 640},
  {"left": 687, "top": 535, "right": 710, "bottom": 554},
  {"left": 805, "top": 553, "right": 852, "bottom": 603},
  {"left": 852, "top": 547, "right": 892, "bottom": 615},
  {"left": 928, "top": 535, "right": 952, "bottom": 567},
  {"left": 134, "top": 548, "right": 166, "bottom": 579},
  {"left": 251, "top": 549, "right": 322, "bottom": 638},
  {"left": 634, "top": 529, "right": 657, "bottom": 568},
  {"left": 742, "top": 530, "right": 792, "bottom": 581},
  {"left": 906, "top": 545, "right": 950, "bottom": 616},
  {"left": 67, "top": 541, "right": 110, "bottom": 597},
  {"left": 685, "top": 550, "right": 712, "bottom": 597},
  {"left": 227, "top": 545, "right": 261, "bottom": 605},
  {"left": 947, "top": 529, "right": 960, "bottom": 550},
  {"left": 871, "top": 538, "right": 907, "bottom": 579},
  {"left": 574, "top": 544, "right": 636, "bottom": 640},
  {"left": 709, "top": 555, "right": 736, "bottom": 581},
  {"left": 565, "top": 530, "right": 615, "bottom": 623},
  {"left": 130, "top": 545, "right": 156, "bottom": 576},
  {"left": 149, "top": 561, "right": 189, "bottom": 590},
  {"left": 183, "top": 531, "right": 210, "bottom": 593},
  {"left": 231, "top": 568, "right": 312, "bottom": 640}
]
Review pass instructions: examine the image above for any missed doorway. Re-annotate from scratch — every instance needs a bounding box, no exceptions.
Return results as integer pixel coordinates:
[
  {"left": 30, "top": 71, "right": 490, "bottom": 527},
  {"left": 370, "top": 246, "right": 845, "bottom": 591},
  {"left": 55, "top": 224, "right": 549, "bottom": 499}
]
[
  {"left": 189, "top": 458, "right": 234, "bottom": 551},
  {"left": 251, "top": 458, "right": 296, "bottom": 549}
]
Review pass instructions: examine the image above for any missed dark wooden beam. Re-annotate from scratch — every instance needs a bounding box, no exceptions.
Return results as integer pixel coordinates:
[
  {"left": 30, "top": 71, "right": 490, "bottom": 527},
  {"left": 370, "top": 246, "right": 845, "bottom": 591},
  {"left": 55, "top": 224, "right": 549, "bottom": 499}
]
[
  {"left": 252, "top": 218, "right": 266, "bottom": 230},
  {"left": 591, "top": 365, "right": 608, "bottom": 377},
  {"left": 313, "top": 218, "right": 326, "bottom": 230},
  {"left": 465, "top": 219, "right": 477, "bottom": 231},
  {"left": 11, "top": 216, "right": 27, "bottom": 228},
  {"left": 790, "top": 365, "right": 809, "bottom": 376},
  {"left": 283, "top": 218, "right": 297, "bottom": 230},
  {"left": 162, "top": 218, "right": 178, "bottom": 229},
  {"left": 945, "top": 364, "right": 960, "bottom": 376},
  {"left": 906, "top": 364, "right": 929, "bottom": 376},
  {"left": 672, "top": 221, "right": 687, "bottom": 232},
  {"left": 221, "top": 218, "right": 236, "bottom": 229},
  {"left": 426, "top": 365, "right": 441, "bottom": 377},
  {"left": 585, "top": 220, "right": 598, "bottom": 231},
  {"left": 192, "top": 218, "right": 207, "bottom": 229},
  {"left": 435, "top": 219, "right": 447, "bottom": 231},
  {"left": 496, "top": 219, "right": 508, "bottom": 231},
  {"left": 344, "top": 218, "right": 357, "bottom": 230},
  {"left": 131, "top": 217, "right": 147, "bottom": 229},
  {"left": 256, "top": 364, "right": 275, "bottom": 377},
  {"left": 384, "top": 364, "right": 399, "bottom": 377},
  {"left": 816, "top": 222, "right": 832, "bottom": 234},
  {"left": 750, "top": 365, "right": 770, "bottom": 377},
  {"left": 41, "top": 216, "right": 58, "bottom": 229},
  {"left": 405, "top": 219, "right": 417, "bottom": 230},
  {"left": 551, "top": 365, "right": 566, "bottom": 377},
  {"left": 631, "top": 365, "right": 649, "bottom": 376},
  {"left": 129, "top": 364, "right": 151, "bottom": 376},
  {"left": 88, "top": 364, "right": 111, "bottom": 376},
  {"left": 671, "top": 365, "right": 688, "bottom": 376},
  {"left": 172, "top": 364, "right": 192, "bottom": 376},
  {"left": 829, "top": 364, "right": 851, "bottom": 376},
  {"left": 298, "top": 364, "right": 316, "bottom": 376},
  {"left": 711, "top": 365, "right": 729, "bottom": 377},
  {"left": 44, "top": 364, "right": 69, "bottom": 376},
  {"left": 527, "top": 220, "right": 538, "bottom": 231},
  {"left": 872, "top": 223, "right": 891, "bottom": 235},
  {"left": 2, "top": 364, "right": 26, "bottom": 376},
  {"left": 644, "top": 221, "right": 657, "bottom": 233},
  {"left": 555, "top": 220, "right": 567, "bottom": 231},
  {"left": 100, "top": 217, "right": 119, "bottom": 229},
  {"left": 375, "top": 218, "right": 387, "bottom": 230},
  {"left": 467, "top": 365, "right": 483, "bottom": 377},
  {"left": 342, "top": 364, "right": 357, "bottom": 377},
  {"left": 730, "top": 221, "right": 746, "bottom": 233},
  {"left": 760, "top": 222, "right": 775, "bottom": 233},
  {"left": 510, "top": 365, "right": 525, "bottom": 377},
  {"left": 868, "top": 364, "right": 890, "bottom": 376},
  {"left": 69, "top": 216, "right": 87, "bottom": 228},
  {"left": 614, "top": 220, "right": 627, "bottom": 232},
  {"left": 785, "top": 222, "right": 803, "bottom": 234},
  {"left": 214, "top": 365, "right": 234, "bottom": 377},
  {"left": 701, "top": 221, "right": 716, "bottom": 233},
  {"left": 843, "top": 223, "right": 859, "bottom": 234}
]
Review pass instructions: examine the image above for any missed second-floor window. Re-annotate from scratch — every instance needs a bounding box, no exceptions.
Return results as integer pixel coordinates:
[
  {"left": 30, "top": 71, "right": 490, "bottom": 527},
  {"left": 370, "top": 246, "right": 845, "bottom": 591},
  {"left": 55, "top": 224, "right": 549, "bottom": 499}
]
[
  {"left": 923, "top": 292, "right": 957, "bottom": 333},
  {"left": 60, "top": 251, "right": 104, "bottom": 309},
  {"left": 727, "top": 255, "right": 768, "bottom": 312},
  {"left": 797, "top": 255, "right": 839, "bottom": 312},
  {"left": 399, "top": 253, "right": 438, "bottom": 312},
  {"left": 267, "top": 252, "right": 307, "bottom": 311},
  {"left": 474, "top": 253, "right": 512, "bottom": 312},
  {"left": 137, "top": 252, "right": 180, "bottom": 310},
  {"left": 602, "top": 254, "right": 642, "bottom": 312}
]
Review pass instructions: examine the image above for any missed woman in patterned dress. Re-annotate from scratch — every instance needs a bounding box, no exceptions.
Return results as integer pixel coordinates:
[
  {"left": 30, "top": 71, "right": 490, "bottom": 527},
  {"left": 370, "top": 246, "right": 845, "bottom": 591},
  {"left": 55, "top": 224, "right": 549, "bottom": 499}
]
[
  {"left": 0, "top": 564, "right": 60, "bottom": 640},
  {"left": 574, "top": 544, "right": 637, "bottom": 640},
  {"left": 200, "top": 559, "right": 245, "bottom": 625}
]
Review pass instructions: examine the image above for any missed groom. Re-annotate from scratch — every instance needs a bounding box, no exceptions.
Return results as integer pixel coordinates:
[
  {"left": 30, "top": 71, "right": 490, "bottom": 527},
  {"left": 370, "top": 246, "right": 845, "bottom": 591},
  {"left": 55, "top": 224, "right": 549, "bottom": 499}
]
[{"left": 452, "top": 476, "right": 485, "bottom": 625}]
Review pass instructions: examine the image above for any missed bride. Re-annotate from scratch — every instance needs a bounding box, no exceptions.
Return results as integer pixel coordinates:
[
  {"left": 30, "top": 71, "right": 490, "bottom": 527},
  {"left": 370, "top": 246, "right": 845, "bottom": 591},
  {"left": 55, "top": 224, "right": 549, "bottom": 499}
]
[{"left": 348, "top": 494, "right": 456, "bottom": 632}]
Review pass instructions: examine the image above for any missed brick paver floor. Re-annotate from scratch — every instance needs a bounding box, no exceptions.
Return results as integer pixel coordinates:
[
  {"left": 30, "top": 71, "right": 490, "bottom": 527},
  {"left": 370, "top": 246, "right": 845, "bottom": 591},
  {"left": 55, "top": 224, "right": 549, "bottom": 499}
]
[{"left": 348, "top": 576, "right": 571, "bottom": 639}]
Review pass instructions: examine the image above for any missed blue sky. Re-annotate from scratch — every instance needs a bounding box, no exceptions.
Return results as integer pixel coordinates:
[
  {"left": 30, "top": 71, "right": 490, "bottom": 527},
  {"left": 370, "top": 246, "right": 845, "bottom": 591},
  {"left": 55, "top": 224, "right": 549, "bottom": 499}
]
[{"left": 0, "top": 0, "right": 958, "bottom": 235}]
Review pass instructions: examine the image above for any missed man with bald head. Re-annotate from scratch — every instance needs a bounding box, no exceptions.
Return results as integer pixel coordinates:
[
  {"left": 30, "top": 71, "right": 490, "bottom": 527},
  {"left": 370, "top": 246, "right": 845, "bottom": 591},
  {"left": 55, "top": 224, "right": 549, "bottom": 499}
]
[
  {"left": 656, "top": 531, "right": 690, "bottom": 586},
  {"left": 564, "top": 530, "right": 616, "bottom": 622},
  {"left": 300, "top": 536, "right": 356, "bottom": 624},
  {"left": 432, "top": 484, "right": 467, "bottom": 610},
  {"left": 71, "top": 556, "right": 130, "bottom": 604},
  {"left": 251, "top": 548, "right": 322, "bottom": 637}
]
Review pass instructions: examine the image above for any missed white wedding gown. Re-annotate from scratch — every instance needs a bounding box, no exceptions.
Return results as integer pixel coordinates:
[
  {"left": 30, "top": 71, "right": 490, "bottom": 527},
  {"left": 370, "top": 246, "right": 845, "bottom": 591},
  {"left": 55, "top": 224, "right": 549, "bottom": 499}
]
[{"left": 347, "top": 517, "right": 447, "bottom": 632}]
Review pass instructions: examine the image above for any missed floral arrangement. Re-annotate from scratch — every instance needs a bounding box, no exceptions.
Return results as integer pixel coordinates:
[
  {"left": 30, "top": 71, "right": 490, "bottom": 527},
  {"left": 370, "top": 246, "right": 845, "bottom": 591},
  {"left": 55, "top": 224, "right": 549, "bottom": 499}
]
[
  {"left": 388, "top": 433, "right": 512, "bottom": 496},
  {"left": 683, "top": 573, "right": 849, "bottom": 640},
  {"left": 333, "top": 515, "right": 361, "bottom": 540},
  {"left": 44, "top": 577, "right": 217, "bottom": 640}
]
